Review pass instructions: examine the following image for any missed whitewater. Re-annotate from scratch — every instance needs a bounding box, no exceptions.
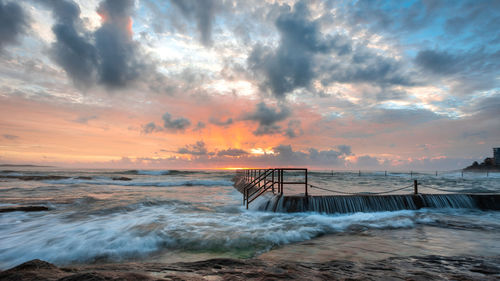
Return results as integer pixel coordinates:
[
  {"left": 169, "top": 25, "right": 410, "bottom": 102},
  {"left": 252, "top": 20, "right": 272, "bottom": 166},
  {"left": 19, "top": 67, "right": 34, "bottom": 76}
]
[{"left": 1, "top": 167, "right": 499, "bottom": 269}]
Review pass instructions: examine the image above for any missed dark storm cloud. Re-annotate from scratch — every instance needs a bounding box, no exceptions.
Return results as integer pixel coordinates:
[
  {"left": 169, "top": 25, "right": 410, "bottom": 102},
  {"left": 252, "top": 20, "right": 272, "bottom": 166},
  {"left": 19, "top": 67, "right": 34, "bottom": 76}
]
[
  {"left": 209, "top": 117, "right": 233, "bottom": 127},
  {"left": 415, "top": 49, "right": 500, "bottom": 77},
  {"left": 95, "top": 0, "right": 142, "bottom": 88},
  {"left": 248, "top": 1, "right": 349, "bottom": 98},
  {"left": 248, "top": 0, "right": 412, "bottom": 98},
  {"left": 217, "top": 148, "right": 248, "bottom": 157},
  {"left": 170, "top": 0, "right": 216, "bottom": 46},
  {"left": 0, "top": 0, "right": 29, "bottom": 52},
  {"left": 321, "top": 51, "right": 411, "bottom": 86},
  {"left": 177, "top": 141, "right": 209, "bottom": 156},
  {"left": 243, "top": 102, "right": 291, "bottom": 136},
  {"left": 44, "top": 0, "right": 147, "bottom": 89},
  {"left": 415, "top": 50, "right": 459, "bottom": 75},
  {"left": 414, "top": 48, "right": 500, "bottom": 95},
  {"left": 162, "top": 112, "right": 191, "bottom": 131},
  {"left": 44, "top": 0, "right": 98, "bottom": 87}
]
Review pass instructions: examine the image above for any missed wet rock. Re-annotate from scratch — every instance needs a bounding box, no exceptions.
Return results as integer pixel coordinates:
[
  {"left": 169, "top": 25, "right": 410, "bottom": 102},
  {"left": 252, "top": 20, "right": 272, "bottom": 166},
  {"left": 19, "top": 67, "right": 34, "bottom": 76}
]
[
  {"left": 0, "top": 206, "right": 49, "bottom": 213},
  {"left": 0, "top": 175, "right": 69, "bottom": 181},
  {"left": 1, "top": 256, "right": 499, "bottom": 280},
  {"left": 0, "top": 259, "right": 64, "bottom": 281},
  {"left": 75, "top": 177, "right": 92, "bottom": 180},
  {"left": 57, "top": 272, "right": 154, "bottom": 281},
  {"left": 112, "top": 177, "right": 132, "bottom": 181},
  {"left": 8, "top": 259, "right": 57, "bottom": 271}
]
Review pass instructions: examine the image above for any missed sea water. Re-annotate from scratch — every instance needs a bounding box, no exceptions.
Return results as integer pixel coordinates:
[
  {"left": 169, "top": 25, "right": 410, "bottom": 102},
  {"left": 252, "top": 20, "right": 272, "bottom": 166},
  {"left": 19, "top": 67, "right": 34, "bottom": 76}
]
[{"left": 0, "top": 168, "right": 499, "bottom": 269}]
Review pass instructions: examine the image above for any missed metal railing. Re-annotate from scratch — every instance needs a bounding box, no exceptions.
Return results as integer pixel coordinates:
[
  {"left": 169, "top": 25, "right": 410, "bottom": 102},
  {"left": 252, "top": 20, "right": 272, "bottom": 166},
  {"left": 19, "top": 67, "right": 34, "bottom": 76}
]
[{"left": 236, "top": 168, "right": 308, "bottom": 209}]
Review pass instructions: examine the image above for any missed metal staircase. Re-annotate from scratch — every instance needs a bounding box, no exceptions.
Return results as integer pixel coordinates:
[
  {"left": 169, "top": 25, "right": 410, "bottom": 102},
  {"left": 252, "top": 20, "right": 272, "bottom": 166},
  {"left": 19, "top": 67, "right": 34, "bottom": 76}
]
[{"left": 235, "top": 168, "right": 308, "bottom": 209}]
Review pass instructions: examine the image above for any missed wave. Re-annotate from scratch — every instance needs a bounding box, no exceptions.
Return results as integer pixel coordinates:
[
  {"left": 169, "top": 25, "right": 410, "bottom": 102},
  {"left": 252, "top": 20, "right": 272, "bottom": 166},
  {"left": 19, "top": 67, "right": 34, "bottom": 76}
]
[
  {"left": 0, "top": 207, "right": 425, "bottom": 268},
  {"left": 127, "top": 170, "right": 171, "bottom": 176},
  {"left": 1, "top": 200, "right": 499, "bottom": 269},
  {"left": 123, "top": 170, "right": 201, "bottom": 176},
  {"left": 0, "top": 170, "right": 24, "bottom": 176},
  {"left": 44, "top": 178, "right": 233, "bottom": 187}
]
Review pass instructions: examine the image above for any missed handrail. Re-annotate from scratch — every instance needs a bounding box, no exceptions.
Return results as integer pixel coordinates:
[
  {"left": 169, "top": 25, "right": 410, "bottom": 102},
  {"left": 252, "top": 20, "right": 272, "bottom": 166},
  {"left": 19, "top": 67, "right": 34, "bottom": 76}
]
[
  {"left": 236, "top": 168, "right": 308, "bottom": 209},
  {"left": 243, "top": 169, "right": 275, "bottom": 208}
]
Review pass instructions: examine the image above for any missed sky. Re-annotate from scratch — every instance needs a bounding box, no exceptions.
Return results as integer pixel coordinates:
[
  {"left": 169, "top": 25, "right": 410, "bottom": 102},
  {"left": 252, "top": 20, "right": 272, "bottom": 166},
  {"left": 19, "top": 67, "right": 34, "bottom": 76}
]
[{"left": 0, "top": 0, "right": 499, "bottom": 170}]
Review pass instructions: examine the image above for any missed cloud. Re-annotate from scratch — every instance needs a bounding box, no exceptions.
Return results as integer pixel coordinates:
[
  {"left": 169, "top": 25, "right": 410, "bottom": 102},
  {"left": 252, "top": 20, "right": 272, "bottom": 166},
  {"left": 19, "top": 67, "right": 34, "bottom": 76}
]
[
  {"left": 337, "top": 145, "right": 352, "bottom": 156},
  {"left": 340, "top": 0, "right": 498, "bottom": 48},
  {"left": 307, "top": 147, "right": 351, "bottom": 166},
  {"left": 284, "top": 119, "right": 303, "bottom": 138},
  {"left": 44, "top": 0, "right": 98, "bottom": 87},
  {"left": 414, "top": 48, "right": 500, "bottom": 95},
  {"left": 141, "top": 112, "right": 192, "bottom": 134},
  {"left": 356, "top": 155, "right": 380, "bottom": 168},
  {"left": 272, "top": 144, "right": 351, "bottom": 166},
  {"left": 217, "top": 148, "right": 248, "bottom": 157},
  {"left": 162, "top": 112, "right": 191, "bottom": 131},
  {"left": 415, "top": 50, "right": 460, "bottom": 75},
  {"left": 177, "top": 141, "right": 209, "bottom": 156},
  {"left": 170, "top": 0, "right": 217, "bottom": 46},
  {"left": 94, "top": 0, "right": 142, "bottom": 87},
  {"left": 0, "top": 0, "right": 29, "bottom": 52},
  {"left": 366, "top": 108, "right": 442, "bottom": 125},
  {"left": 321, "top": 51, "right": 411, "bottom": 86},
  {"left": 209, "top": 117, "right": 233, "bottom": 127},
  {"left": 73, "top": 115, "right": 98, "bottom": 124},
  {"left": 2, "top": 134, "right": 19, "bottom": 140},
  {"left": 466, "top": 94, "right": 500, "bottom": 120},
  {"left": 243, "top": 102, "right": 291, "bottom": 136},
  {"left": 248, "top": 1, "right": 343, "bottom": 98},
  {"left": 44, "top": 0, "right": 148, "bottom": 89},
  {"left": 248, "top": 0, "right": 410, "bottom": 98},
  {"left": 340, "top": 0, "right": 443, "bottom": 35},
  {"left": 170, "top": 142, "right": 352, "bottom": 168},
  {"left": 194, "top": 121, "right": 206, "bottom": 131},
  {"left": 141, "top": 122, "right": 161, "bottom": 134}
]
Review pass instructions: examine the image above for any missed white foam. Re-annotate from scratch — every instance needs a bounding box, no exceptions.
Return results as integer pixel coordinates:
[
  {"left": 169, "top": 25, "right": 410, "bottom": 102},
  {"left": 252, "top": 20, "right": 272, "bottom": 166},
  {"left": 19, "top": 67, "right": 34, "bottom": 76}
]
[
  {"left": 43, "top": 178, "right": 233, "bottom": 187},
  {"left": 0, "top": 206, "right": 424, "bottom": 269}
]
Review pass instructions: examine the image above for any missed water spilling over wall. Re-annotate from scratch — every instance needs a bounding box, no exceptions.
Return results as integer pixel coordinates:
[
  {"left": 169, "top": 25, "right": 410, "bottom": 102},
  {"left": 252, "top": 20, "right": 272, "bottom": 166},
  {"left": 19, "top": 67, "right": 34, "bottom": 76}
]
[
  {"left": 234, "top": 177, "right": 500, "bottom": 213},
  {"left": 252, "top": 194, "right": 500, "bottom": 214}
]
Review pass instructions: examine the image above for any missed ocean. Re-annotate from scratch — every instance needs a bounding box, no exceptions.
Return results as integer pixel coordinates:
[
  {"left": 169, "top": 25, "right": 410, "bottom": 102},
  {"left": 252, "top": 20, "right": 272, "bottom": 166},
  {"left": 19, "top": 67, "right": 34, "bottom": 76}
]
[{"left": 1, "top": 167, "right": 499, "bottom": 270}]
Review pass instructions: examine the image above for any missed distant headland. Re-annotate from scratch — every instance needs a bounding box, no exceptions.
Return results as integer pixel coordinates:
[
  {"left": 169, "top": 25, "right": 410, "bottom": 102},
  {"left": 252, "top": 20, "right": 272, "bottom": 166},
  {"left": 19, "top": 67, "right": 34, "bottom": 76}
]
[{"left": 463, "top": 147, "right": 500, "bottom": 171}]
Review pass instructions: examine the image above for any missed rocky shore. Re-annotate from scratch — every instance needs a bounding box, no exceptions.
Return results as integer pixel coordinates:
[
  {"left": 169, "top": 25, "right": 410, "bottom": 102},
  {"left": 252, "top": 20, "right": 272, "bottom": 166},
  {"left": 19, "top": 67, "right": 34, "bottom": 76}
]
[{"left": 1, "top": 255, "right": 499, "bottom": 281}]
